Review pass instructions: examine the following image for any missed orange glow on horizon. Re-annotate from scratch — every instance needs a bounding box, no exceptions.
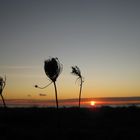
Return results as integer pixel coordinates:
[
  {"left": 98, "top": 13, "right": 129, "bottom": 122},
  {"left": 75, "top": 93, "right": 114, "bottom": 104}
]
[{"left": 90, "top": 101, "right": 96, "bottom": 106}]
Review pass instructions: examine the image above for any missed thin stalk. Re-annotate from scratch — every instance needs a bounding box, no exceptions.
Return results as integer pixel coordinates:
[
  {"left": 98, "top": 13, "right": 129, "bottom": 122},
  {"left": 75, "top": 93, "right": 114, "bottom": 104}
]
[
  {"left": 35, "top": 82, "right": 52, "bottom": 89},
  {"left": 0, "top": 94, "right": 6, "bottom": 108},
  {"left": 53, "top": 82, "right": 58, "bottom": 110},
  {"left": 79, "top": 77, "right": 83, "bottom": 108}
]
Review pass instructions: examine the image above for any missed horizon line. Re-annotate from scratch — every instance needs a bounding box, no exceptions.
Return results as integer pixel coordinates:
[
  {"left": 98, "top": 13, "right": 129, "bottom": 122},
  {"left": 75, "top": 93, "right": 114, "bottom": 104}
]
[{"left": 3, "top": 96, "right": 140, "bottom": 101}]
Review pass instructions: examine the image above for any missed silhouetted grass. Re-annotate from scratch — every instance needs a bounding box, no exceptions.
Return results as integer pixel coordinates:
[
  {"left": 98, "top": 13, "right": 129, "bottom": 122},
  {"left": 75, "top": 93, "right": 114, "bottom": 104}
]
[{"left": 0, "top": 106, "right": 140, "bottom": 140}]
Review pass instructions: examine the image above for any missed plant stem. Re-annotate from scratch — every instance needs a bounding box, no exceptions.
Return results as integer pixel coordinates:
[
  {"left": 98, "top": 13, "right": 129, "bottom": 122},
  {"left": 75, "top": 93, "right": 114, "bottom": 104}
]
[
  {"left": 0, "top": 94, "right": 6, "bottom": 108},
  {"left": 79, "top": 77, "right": 83, "bottom": 108},
  {"left": 53, "top": 82, "right": 58, "bottom": 110}
]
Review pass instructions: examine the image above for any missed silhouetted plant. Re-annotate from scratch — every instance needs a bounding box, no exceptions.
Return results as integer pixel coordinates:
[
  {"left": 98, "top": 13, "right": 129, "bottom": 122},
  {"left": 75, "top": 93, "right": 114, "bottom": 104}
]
[
  {"left": 35, "top": 57, "right": 63, "bottom": 109},
  {"left": 0, "top": 76, "right": 7, "bottom": 108},
  {"left": 71, "top": 66, "right": 84, "bottom": 108}
]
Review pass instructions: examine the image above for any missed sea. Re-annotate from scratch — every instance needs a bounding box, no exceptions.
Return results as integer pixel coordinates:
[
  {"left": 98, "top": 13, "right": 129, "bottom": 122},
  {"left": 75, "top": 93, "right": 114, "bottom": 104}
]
[{"left": 0, "top": 97, "right": 140, "bottom": 108}]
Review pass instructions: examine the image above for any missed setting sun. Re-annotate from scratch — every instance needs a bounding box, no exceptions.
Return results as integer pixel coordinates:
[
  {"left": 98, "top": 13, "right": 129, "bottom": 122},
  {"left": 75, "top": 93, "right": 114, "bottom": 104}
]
[{"left": 90, "top": 101, "right": 96, "bottom": 106}]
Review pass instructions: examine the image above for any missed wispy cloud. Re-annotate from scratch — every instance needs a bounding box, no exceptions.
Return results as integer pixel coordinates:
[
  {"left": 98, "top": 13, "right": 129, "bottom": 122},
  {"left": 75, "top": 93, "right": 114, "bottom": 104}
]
[
  {"left": 0, "top": 65, "right": 40, "bottom": 70},
  {"left": 0, "top": 65, "right": 43, "bottom": 78}
]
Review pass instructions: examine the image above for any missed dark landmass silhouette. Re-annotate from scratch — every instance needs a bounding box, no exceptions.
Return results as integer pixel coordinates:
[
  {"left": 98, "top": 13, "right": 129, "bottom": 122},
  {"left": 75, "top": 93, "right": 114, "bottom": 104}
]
[{"left": 0, "top": 106, "right": 140, "bottom": 140}]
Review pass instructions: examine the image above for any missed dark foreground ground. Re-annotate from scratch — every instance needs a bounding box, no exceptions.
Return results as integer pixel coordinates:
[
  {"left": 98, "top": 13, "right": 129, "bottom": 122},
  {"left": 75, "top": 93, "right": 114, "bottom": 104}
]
[{"left": 0, "top": 106, "right": 140, "bottom": 140}]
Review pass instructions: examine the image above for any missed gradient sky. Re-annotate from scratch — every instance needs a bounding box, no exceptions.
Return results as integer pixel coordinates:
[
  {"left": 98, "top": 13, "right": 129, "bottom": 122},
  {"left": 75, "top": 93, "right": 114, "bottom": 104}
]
[{"left": 0, "top": 0, "right": 140, "bottom": 100}]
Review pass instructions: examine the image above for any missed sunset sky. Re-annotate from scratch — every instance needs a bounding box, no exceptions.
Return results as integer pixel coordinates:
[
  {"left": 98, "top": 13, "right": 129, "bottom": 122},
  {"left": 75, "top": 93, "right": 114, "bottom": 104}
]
[{"left": 0, "top": 0, "right": 140, "bottom": 100}]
